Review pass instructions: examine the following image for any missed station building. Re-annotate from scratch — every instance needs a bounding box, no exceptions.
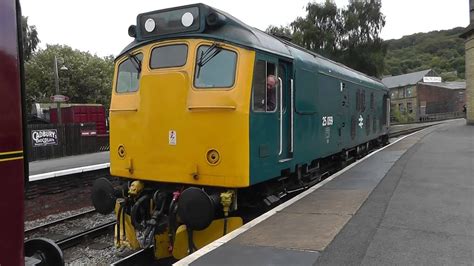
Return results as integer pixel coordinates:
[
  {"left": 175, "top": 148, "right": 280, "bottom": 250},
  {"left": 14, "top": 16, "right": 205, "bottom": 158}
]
[{"left": 382, "top": 70, "right": 466, "bottom": 123}]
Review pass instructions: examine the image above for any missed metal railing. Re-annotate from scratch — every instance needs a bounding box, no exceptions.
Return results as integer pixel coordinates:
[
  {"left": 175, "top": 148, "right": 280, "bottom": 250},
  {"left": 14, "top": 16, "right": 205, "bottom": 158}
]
[{"left": 418, "top": 112, "right": 465, "bottom": 122}]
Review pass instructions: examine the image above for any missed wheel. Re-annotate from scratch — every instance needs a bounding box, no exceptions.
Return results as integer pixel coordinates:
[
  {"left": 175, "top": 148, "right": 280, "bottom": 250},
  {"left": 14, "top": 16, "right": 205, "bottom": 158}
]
[
  {"left": 92, "top": 177, "right": 116, "bottom": 214},
  {"left": 24, "top": 238, "right": 64, "bottom": 266}
]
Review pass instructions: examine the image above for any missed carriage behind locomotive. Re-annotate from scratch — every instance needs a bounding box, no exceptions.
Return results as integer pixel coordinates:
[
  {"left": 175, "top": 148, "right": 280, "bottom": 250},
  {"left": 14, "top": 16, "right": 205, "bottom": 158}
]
[{"left": 92, "top": 3, "right": 390, "bottom": 260}]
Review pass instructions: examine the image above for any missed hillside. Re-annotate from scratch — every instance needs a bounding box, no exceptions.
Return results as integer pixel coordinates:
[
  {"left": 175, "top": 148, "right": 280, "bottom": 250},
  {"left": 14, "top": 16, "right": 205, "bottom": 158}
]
[{"left": 384, "top": 27, "right": 465, "bottom": 80}]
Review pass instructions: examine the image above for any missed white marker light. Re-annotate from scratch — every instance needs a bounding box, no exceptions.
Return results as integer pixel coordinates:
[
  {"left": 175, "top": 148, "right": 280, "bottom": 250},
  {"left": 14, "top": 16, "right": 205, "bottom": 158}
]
[
  {"left": 181, "top": 12, "right": 194, "bottom": 27},
  {"left": 144, "top": 18, "right": 156, "bottom": 32}
]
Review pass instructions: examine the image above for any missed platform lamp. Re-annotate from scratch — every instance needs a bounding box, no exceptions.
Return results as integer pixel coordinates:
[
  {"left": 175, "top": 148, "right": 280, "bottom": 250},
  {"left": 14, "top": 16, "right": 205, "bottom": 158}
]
[{"left": 54, "top": 55, "right": 68, "bottom": 124}]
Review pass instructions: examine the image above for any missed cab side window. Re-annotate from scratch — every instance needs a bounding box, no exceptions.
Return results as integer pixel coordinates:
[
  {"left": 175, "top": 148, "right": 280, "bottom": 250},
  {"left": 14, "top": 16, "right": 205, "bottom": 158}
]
[
  {"left": 116, "top": 53, "right": 143, "bottom": 93},
  {"left": 252, "top": 60, "right": 277, "bottom": 112}
]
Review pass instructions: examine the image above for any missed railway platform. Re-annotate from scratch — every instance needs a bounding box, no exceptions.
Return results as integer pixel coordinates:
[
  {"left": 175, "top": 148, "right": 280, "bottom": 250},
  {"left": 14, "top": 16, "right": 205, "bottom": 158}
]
[
  {"left": 178, "top": 119, "right": 473, "bottom": 265},
  {"left": 29, "top": 151, "right": 109, "bottom": 181}
]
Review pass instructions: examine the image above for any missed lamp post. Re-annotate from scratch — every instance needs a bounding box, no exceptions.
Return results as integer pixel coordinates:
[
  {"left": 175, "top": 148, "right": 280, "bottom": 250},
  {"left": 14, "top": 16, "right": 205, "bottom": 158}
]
[{"left": 53, "top": 55, "right": 67, "bottom": 124}]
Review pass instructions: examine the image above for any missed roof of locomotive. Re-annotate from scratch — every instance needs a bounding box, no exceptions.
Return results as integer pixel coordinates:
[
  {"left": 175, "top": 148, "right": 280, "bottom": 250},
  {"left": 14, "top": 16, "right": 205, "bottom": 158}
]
[{"left": 120, "top": 3, "right": 386, "bottom": 91}]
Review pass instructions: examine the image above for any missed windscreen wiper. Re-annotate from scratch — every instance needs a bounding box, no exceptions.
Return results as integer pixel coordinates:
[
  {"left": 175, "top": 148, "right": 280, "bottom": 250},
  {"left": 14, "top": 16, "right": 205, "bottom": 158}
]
[
  {"left": 196, "top": 43, "right": 222, "bottom": 78},
  {"left": 198, "top": 43, "right": 222, "bottom": 67},
  {"left": 128, "top": 53, "right": 142, "bottom": 73}
]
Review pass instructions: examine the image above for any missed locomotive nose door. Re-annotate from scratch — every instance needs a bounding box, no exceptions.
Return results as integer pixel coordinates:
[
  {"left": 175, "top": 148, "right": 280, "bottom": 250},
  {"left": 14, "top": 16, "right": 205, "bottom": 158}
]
[{"left": 277, "top": 61, "right": 293, "bottom": 161}]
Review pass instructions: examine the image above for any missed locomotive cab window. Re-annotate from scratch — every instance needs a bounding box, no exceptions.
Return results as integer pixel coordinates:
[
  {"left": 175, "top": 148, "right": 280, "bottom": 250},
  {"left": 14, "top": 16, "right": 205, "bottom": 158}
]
[
  {"left": 150, "top": 44, "right": 188, "bottom": 69},
  {"left": 116, "top": 53, "right": 143, "bottom": 93},
  {"left": 252, "top": 60, "right": 277, "bottom": 112},
  {"left": 194, "top": 44, "right": 237, "bottom": 88}
]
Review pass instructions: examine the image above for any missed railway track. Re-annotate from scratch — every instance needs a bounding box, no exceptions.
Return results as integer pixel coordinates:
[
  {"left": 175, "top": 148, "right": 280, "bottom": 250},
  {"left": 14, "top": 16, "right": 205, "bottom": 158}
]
[
  {"left": 56, "top": 220, "right": 115, "bottom": 250},
  {"left": 388, "top": 123, "right": 439, "bottom": 138},
  {"left": 25, "top": 209, "right": 96, "bottom": 235},
  {"left": 111, "top": 247, "right": 157, "bottom": 266},
  {"left": 25, "top": 208, "right": 116, "bottom": 251}
]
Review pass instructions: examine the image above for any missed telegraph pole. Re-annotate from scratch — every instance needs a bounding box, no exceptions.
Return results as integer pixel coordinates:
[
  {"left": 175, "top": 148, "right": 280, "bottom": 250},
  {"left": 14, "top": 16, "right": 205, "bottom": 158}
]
[{"left": 54, "top": 55, "right": 62, "bottom": 125}]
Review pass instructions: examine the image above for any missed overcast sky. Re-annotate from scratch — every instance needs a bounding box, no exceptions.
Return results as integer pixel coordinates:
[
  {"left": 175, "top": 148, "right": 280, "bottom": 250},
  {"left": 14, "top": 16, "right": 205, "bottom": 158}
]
[{"left": 21, "top": 0, "right": 469, "bottom": 57}]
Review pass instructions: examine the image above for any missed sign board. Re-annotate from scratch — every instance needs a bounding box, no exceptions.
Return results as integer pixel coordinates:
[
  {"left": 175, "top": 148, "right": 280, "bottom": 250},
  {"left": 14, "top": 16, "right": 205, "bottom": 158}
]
[
  {"left": 81, "top": 130, "right": 97, "bottom": 136},
  {"left": 50, "top": 94, "right": 69, "bottom": 103},
  {"left": 423, "top": 76, "right": 442, "bottom": 83},
  {"left": 169, "top": 130, "right": 177, "bottom": 145},
  {"left": 32, "top": 129, "right": 58, "bottom": 147}
]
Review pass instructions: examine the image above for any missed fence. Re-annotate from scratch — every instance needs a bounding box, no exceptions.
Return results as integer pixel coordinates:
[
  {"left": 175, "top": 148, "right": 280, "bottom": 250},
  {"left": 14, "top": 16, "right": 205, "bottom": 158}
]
[
  {"left": 418, "top": 112, "right": 466, "bottom": 122},
  {"left": 391, "top": 111, "right": 466, "bottom": 124},
  {"left": 27, "top": 123, "right": 109, "bottom": 162}
]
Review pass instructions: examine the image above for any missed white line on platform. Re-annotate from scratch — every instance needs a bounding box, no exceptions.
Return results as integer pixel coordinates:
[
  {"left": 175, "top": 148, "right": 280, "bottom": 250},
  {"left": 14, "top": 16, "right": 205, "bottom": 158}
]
[
  {"left": 29, "top": 163, "right": 110, "bottom": 182},
  {"left": 175, "top": 128, "right": 431, "bottom": 266}
]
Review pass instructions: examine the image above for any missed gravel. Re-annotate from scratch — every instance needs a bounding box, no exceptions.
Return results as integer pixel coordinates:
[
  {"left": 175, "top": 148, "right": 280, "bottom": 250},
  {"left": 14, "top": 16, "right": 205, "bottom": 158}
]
[
  {"left": 64, "top": 234, "right": 120, "bottom": 265},
  {"left": 24, "top": 206, "right": 95, "bottom": 231},
  {"left": 24, "top": 206, "right": 137, "bottom": 264}
]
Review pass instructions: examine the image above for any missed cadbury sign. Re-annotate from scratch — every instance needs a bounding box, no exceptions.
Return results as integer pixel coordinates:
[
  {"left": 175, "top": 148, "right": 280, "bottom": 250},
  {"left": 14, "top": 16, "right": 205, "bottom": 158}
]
[{"left": 32, "top": 129, "right": 58, "bottom": 147}]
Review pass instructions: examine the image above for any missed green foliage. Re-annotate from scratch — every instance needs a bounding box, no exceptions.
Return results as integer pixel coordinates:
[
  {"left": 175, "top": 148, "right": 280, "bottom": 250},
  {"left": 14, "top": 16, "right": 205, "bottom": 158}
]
[
  {"left": 266, "top": 25, "right": 292, "bottom": 39},
  {"left": 391, "top": 108, "right": 409, "bottom": 123},
  {"left": 21, "top": 16, "right": 40, "bottom": 61},
  {"left": 25, "top": 45, "right": 114, "bottom": 111},
  {"left": 339, "top": 0, "right": 387, "bottom": 77},
  {"left": 391, "top": 107, "right": 402, "bottom": 123},
  {"left": 384, "top": 27, "right": 465, "bottom": 79},
  {"left": 267, "top": 0, "right": 387, "bottom": 77},
  {"left": 291, "top": 0, "right": 343, "bottom": 58}
]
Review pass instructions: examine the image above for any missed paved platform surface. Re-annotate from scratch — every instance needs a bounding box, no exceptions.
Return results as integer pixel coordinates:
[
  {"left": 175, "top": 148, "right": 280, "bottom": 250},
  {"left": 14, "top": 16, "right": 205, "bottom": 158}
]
[
  {"left": 29, "top": 151, "right": 109, "bottom": 177},
  {"left": 183, "top": 119, "right": 473, "bottom": 265}
]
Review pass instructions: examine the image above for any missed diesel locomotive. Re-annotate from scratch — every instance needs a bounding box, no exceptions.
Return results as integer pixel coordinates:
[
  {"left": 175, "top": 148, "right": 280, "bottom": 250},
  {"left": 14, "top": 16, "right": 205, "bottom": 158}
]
[{"left": 92, "top": 3, "right": 390, "bottom": 260}]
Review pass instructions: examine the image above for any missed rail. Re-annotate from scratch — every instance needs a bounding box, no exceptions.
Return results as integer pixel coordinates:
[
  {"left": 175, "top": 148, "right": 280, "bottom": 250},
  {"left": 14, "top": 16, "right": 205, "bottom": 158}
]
[
  {"left": 25, "top": 209, "right": 96, "bottom": 235},
  {"left": 56, "top": 221, "right": 116, "bottom": 250},
  {"left": 111, "top": 247, "right": 156, "bottom": 266}
]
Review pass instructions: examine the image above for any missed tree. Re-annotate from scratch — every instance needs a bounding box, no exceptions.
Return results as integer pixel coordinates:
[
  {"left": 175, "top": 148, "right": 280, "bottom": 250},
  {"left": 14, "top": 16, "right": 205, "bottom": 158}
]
[
  {"left": 384, "top": 27, "right": 465, "bottom": 79},
  {"left": 291, "top": 0, "right": 343, "bottom": 58},
  {"left": 25, "top": 45, "right": 114, "bottom": 111},
  {"left": 21, "top": 16, "right": 40, "bottom": 61},
  {"left": 339, "top": 0, "right": 386, "bottom": 77},
  {"left": 266, "top": 25, "right": 293, "bottom": 40},
  {"left": 268, "top": 0, "right": 387, "bottom": 77}
]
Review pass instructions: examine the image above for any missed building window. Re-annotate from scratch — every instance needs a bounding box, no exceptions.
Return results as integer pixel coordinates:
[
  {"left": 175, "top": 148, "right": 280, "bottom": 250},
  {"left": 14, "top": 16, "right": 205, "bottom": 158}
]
[
  {"left": 399, "top": 88, "right": 405, "bottom": 98},
  {"left": 399, "top": 103, "right": 405, "bottom": 112},
  {"left": 406, "top": 87, "right": 414, "bottom": 97},
  {"left": 407, "top": 102, "right": 413, "bottom": 113}
]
